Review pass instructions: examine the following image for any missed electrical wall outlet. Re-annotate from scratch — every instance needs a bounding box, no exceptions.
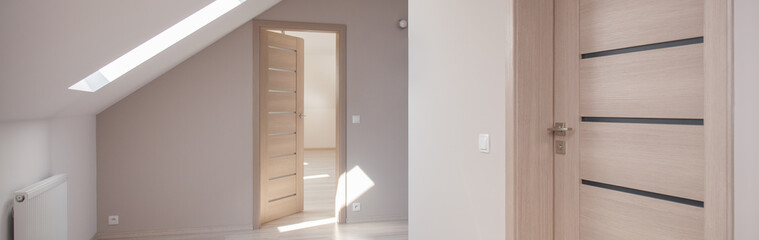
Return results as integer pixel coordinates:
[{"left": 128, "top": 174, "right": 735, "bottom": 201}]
[
  {"left": 352, "top": 202, "right": 361, "bottom": 212},
  {"left": 108, "top": 215, "right": 119, "bottom": 225}
]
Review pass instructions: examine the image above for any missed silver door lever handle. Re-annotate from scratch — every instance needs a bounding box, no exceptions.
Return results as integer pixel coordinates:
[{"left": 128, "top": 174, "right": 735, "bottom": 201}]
[
  {"left": 548, "top": 122, "right": 572, "bottom": 136},
  {"left": 547, "top": 126, "right": 572, "bottom": 132}
]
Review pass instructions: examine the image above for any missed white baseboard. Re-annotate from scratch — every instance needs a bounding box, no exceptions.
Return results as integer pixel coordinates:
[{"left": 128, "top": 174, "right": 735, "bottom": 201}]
[{"left": 95, "top": 225, "right": 252, "bottom": 239}]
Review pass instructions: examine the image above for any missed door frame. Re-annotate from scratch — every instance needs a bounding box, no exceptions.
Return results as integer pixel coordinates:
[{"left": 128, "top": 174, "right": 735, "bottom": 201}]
[
  {"left": 547, "top": 0, "right": 735, "bottom": 239},
  {"left": 704, "top": 0, "right": 734, "bottom": 238},
  {"left": 252, "top": 20, "right": 348, "bottom": 228}
]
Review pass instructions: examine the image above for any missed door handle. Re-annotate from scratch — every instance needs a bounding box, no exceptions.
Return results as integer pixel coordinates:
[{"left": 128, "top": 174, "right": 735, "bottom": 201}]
[{"left": 547, "top": 122, "right": 573, "bottom": 136}]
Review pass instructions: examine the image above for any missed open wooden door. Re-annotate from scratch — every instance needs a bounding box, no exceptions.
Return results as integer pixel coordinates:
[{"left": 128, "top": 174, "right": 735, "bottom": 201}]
[
  {"left": 259, "top": 30, "right": 305, "bottom": 224},
  {"left": 554, "top": 0, "right": 731, "bottom": 239}
]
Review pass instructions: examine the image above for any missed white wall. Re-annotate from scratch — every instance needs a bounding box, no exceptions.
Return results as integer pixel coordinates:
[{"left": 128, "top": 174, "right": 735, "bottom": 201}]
[
  {"left": 0, "top": 120, "right": 50, "bottom": 240},
  {"left": 284, "top": 31, "right": 337, "bottom": 149},
  {"left": 733, "top": 0, "right": 759, "bottom": 239},
  {"left": 408, "top": 0, "right": 509, "bottom": 239},
  {"left": 49, "top": 116, "right": 97, "bottom": 240},
  {"left": 0, "top": 116, "right": 97, "bottom": 240}
]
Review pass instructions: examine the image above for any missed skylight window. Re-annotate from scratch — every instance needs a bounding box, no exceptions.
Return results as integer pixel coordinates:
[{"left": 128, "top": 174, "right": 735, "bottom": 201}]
[{"left": 69, "top": 0, "right": 246, "bottom": 92}]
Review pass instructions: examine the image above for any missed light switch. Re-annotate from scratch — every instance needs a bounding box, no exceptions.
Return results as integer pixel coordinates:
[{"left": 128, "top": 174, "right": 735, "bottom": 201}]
[
  {"left": 352, "top": 115, "right": 361, "bottom": 124},
  {"left": 479, "top": 134, "right": 489, "bottom": 153}
]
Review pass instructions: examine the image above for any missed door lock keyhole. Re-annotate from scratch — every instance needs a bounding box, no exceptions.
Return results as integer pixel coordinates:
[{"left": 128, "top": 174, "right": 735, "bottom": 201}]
[{"left": 555, "top": 140, "right": 566, "bottom": 154}]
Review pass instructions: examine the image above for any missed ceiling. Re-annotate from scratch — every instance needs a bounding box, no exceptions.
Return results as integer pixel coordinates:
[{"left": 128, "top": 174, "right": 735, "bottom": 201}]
[{"left": 0, "top": 0, "right": 280, "bottom": 121}]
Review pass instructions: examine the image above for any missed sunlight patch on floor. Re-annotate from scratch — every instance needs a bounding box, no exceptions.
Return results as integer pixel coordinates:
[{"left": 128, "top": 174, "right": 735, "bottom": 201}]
[
  {"left": 277, "top": 217, "right": 337, "bottom": 232},
  {"left": 304, "top": 174, "right": 330, "bottom": 180}
]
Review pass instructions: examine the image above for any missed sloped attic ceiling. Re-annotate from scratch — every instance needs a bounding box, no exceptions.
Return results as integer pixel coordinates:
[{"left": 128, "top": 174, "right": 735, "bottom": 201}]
[{"left": 0, "top": 0, "right": 280, "bottom": 121}]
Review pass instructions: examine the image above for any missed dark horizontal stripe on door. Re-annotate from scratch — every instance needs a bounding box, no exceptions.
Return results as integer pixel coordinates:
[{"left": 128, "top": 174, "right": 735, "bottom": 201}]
[
  {"left": 581, "top": 37, "right": 704, "bottom": 59},
  {"left": 268, "top": 193, "right": 296, "bottom": 203},
  {"left": 581, "top": 117, "right": 704, "bottom": 125},
  {"left": 582, "top": 180, "right": 704, "bottom": 208}
]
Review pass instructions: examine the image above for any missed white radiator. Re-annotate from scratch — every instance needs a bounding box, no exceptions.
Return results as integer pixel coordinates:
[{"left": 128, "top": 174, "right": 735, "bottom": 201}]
[{"left": 13, "top": 174, "right": 68, "bottom": 240}]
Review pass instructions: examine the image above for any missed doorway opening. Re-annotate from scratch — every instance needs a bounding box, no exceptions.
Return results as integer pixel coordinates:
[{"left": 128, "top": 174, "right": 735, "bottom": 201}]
[
  {"left": 263, "top": 29, "right": 338, "bottom": 229},
  {"left": 252, "top": 20, "right": 347, "bottom": 230}
]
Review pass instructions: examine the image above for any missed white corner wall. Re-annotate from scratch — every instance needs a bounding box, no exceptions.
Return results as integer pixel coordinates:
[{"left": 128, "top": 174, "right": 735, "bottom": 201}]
[
  {"left": 733, "top": 0, "right": 759, "bottom": 239},
  {"left": 409, "top": 0, "right": 509, "bottom": 239},
  {"left": 49, "top": 116, "right": 97, "bottom": 240},
  {"left": 0, "top": 116, "right": 97, "bottom": 240}
]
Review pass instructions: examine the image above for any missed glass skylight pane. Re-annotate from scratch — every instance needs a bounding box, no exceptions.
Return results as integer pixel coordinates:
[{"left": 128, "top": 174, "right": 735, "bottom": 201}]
[
  {"left": 68, "top": 71, "right": 110, "bottom": 92},
  {"left": 68, "top": 0, "right": 246, "bottom": 92}
]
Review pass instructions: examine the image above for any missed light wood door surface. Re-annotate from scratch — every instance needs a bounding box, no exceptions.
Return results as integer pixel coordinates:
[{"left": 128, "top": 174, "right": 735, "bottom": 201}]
[
  {"left": 553, "top": 0, "right": 728, "bottom": 239},
  {"left": 259, "top": 30, "right": 304, "bottom": 224}
]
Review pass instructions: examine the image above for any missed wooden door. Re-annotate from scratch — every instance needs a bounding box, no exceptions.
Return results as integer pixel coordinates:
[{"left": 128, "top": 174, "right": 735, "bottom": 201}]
[
  {"left": 553, "top": 0, "right": 726, "bottom": 239},
  {"left": 259, "top": 30, "right": 304, "bottom": 224}
]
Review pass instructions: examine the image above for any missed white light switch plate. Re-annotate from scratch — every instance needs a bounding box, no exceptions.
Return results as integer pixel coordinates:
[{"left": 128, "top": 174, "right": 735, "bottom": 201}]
[
  {"left": 479, "top": 134, "right": 490, "bottom": 153},
  {"left": 352, "top": 202, "right": 361, "bottom": 211},
  {"left": 352, "top": 115, "right": 361, "bottom": 124}
]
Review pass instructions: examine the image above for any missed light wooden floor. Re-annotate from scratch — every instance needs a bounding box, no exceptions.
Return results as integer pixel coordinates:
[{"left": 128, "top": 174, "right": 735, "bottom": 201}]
[
  {"left": 147, "top": 220, "right": 408, "bottom": 240},
  {"left": 136, "top": 149, "right": 408, "bottom": 240}
]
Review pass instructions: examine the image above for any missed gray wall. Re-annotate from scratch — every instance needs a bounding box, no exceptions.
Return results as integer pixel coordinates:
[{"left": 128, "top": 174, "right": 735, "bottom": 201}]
[
  {"left": 97, "top": 22, "right": 255, "bottom": 233},
  {"left": 0, "top": 116, "right": 97, "bottom": 240},
  {"left": 408, "top": 0, "right": 509, "bottom": 239},
  {"left": 96, "top": 0, "right": 408, "bottom": 233},
  {"left": 256, "top": 0, "right": 408, "bottom": 223},
  {"left": 734, "top": 0, "right": 759, "bottom": 239}
]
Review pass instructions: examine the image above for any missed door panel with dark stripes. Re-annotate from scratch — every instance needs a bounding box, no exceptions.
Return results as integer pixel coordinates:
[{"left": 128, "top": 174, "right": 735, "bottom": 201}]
[
  {"left": 555, "top": 0, "right": 708, "bottom": 239},
  {"left": 580, "top": 185, "right": 704, "bottom": 240},
  {"left": 579, "top": 0, "right": 703, "bottom": 53},
  {"left": 580, "top": 122, "right": 705, "bottom": 201},
  {"left": 260, "top": 30, "right": 304, "bottom": 224},
  {"left": 580, "top": 44, "right": 704, "bottom": 119}
]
